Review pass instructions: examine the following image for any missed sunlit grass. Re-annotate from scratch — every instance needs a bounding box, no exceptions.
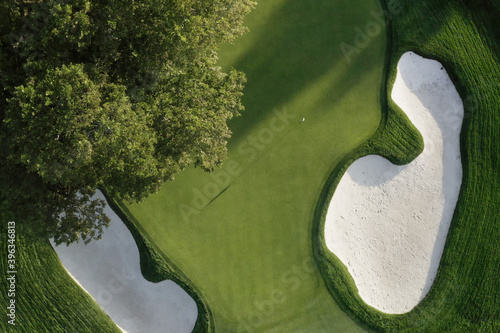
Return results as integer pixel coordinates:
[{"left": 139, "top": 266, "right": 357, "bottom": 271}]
[{"left": 126, "top": 0, "right": 387, "bottom": 331}]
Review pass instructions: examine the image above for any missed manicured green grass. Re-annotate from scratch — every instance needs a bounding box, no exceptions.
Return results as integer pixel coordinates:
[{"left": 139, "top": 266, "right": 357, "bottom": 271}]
[
  {"left": 315, "top": 0, "right": 500, "bottom": 332},
  {"left": 125, "top": 0, "right": 388, "bottom": 331},
  {"left": 4, "top": 0, "right": 496, "bottom": 332},
  {"left": 0, "top": 225, "right": 120, "bottom": 333}
]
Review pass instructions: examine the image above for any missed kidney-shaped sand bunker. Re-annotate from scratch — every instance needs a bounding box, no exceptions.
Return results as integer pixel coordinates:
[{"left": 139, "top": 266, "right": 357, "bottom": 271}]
[{"left": 325, "top": 52, "right": 463, "bottom": 314}]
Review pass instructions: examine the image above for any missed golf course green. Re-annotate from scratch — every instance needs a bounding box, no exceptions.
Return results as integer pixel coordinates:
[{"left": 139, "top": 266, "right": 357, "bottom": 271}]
[
  {"left": 2, "top": 0, "right": 497, "bottom": 332},
  {"left": 126, "top": 0, "right": 386, "bottom": 331}
]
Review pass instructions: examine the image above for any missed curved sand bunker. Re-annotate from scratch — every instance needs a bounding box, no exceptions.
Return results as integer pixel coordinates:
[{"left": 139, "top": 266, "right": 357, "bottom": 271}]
[
  {"left": 52, "top": 191, "right": 197, "bottom": 333},
  {"left": 324, "top": 52, "right": 463, "bottom": 313}
]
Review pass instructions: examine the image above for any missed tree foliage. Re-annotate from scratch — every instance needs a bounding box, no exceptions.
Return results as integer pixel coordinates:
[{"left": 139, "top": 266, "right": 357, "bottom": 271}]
[{"left": 0, "top": 0, "right": 254, "bottom": 244}]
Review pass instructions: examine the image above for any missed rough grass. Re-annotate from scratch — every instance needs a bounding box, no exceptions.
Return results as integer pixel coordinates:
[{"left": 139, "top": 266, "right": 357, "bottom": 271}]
[
  {"left": 314, "top": 0, "right": 500, "bottom": 332},
  {"left": 0, "top": 225, "right": 120, "bottom": 333}
]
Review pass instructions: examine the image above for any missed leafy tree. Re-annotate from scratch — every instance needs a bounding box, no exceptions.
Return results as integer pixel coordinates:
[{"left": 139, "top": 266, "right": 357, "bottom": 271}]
[{"left": 0, "top": 0, "right": 254, "bottom": 244}]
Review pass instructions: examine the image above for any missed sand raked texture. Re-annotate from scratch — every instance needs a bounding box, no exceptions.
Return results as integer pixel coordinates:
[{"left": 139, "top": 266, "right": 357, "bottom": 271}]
[
  {"left": 324, "top": 52, "right": 463, "bottom": 313},
  {"left": 52, "top": 190, "right": 198, "bottom": 333}
]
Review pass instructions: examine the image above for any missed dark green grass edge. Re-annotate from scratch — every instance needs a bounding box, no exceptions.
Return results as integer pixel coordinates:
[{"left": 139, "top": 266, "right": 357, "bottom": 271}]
[
  {"left": 312, "top": 0, "right": 500, "bottom": 332},
  {"left": 311, "top": 1, "right": 424, "bottom": 330},
  {"left": 101, "top": 189, "right": 214, "bottom": 333}
]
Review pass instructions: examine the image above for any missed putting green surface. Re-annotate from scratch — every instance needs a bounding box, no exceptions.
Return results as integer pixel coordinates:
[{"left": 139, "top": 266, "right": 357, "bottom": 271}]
[{"left": 127, "top": 0, "right": 385, "bottom": 331}]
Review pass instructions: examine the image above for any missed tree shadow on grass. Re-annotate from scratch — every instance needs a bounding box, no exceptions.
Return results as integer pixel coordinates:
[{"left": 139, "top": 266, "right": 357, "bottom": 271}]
[{"left": 225, "top": 0, "right": 388, "bottom": 148}]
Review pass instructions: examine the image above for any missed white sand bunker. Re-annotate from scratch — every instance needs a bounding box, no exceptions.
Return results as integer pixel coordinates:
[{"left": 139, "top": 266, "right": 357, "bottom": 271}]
[
  {"left": 52, "top": 191, "right": 197, "bottom": 333},
  {"left": 324, "top": 52, "right": 463, "bottom": 313}
]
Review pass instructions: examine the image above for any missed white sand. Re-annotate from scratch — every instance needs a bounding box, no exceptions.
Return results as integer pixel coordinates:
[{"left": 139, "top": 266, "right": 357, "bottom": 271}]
[
  {"left": 324, "top": 52, "right": 463, "bottom": 313},
  {"left": 52, "top": 190, "right": 198, "bottom": 333}
]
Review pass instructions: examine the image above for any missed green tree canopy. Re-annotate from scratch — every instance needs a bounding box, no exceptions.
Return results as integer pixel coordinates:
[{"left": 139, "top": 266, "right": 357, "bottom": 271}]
[{"left": 0, "top": 0, "right": 254, "bottom": 244}]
